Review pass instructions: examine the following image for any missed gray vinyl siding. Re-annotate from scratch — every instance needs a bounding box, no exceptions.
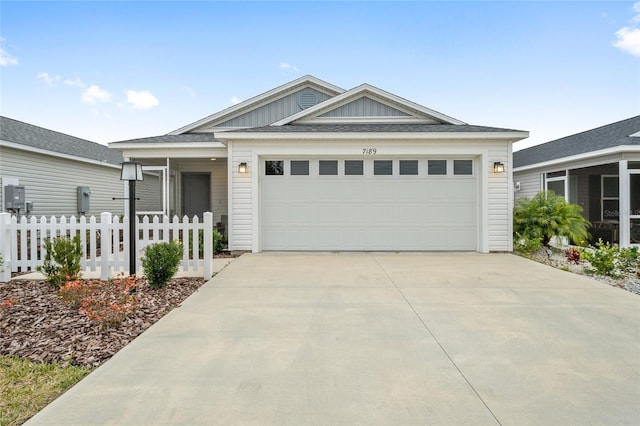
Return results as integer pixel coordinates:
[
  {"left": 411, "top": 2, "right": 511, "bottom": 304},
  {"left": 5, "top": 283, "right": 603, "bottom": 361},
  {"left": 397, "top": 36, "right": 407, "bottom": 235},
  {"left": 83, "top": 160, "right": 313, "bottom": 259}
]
[
  {"left": 320, "top": 97, "right": 410, "bottom": 117},
  {"left": 214, "top": 88, "right": 333, "bottom": 128},
  {"left": 0, "top": 146, "right": 124, "bottom": 217},
  {"left": 514, "top": 169, "right": 542, "bottom": 200}
]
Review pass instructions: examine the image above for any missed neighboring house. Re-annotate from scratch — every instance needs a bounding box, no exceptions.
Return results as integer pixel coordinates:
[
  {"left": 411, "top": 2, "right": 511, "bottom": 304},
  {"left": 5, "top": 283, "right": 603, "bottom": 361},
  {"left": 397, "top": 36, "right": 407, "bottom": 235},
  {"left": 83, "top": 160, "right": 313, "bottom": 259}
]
[
  {"left": 1, "top": 116, "right": 137, "bottom": 218},
  {"left": 111, "top": 75, "right": 527, "bottom": 253},
  {"left": 513, "top": 116, "right": 640, "bottom": 247}
]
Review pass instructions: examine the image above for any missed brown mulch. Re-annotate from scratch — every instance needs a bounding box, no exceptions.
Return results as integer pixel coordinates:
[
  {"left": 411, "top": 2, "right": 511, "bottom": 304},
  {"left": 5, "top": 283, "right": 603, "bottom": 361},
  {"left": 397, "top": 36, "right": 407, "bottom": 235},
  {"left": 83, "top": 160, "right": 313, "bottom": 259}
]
[{"left": 0, "top": 277, "right": 205, "bottom": 368}]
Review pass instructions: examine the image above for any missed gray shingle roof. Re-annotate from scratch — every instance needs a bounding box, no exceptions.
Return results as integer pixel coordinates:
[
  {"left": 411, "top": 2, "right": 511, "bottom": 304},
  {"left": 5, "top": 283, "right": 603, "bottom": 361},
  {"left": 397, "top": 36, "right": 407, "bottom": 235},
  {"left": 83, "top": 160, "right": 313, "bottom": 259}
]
[
  {"left": 514, "top": 115, "right": 640, "bottom": 168},
  {"left": 109, "top": 134, "right": 217, "bottom": 144},
  {"left": 0, "top": 116, "right": 123, "bottom": 165},
  {"left": 230, "top": 123, "right": 525, "bottom": 133}
]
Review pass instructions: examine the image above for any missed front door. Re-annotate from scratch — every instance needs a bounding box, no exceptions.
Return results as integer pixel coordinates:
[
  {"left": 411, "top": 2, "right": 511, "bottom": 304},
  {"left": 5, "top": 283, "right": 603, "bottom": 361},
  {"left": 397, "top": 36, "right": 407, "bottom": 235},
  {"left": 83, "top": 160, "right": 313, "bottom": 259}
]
[{"left": 182, "top": 173, "right": 210, "bottom": 219}]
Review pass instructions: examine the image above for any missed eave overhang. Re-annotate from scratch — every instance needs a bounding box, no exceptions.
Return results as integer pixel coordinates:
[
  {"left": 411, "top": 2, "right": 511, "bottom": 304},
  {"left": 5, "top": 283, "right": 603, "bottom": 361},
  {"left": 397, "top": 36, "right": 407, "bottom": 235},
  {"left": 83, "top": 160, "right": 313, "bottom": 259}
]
[
  {"left": 514, "top": 145, "right": 640, "bottom": 172},
  {"left": 216, "top": 131, "right": 529, "bottom": 142}
]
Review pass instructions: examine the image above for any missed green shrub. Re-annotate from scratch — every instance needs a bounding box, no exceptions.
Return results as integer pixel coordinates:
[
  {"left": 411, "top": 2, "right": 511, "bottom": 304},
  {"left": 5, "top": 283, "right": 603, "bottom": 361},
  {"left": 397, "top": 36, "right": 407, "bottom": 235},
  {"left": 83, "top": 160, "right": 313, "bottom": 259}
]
[
  {"left": 618, "top": 246, "right": 639, "bottom": 274},
  {"left": 212, "top": 229, "right": 226, "bottom": 254},
  {"left": 188, "top": 229, "right": 227, "bottom": 256},
  {"left": 514, "top": 233, "right": 543, "bottom": 253},
  {"left": 141, "top": 241, "right": 183, "bottom": 289},
  {"left": 580, "top": 239, "right": 631, "bottom": 278},
  {"left": 37, "top": 236, "right": 82, "bottom": 287},
  {"left": 513, "top": 191, "right": 590, "bottom": 249}
]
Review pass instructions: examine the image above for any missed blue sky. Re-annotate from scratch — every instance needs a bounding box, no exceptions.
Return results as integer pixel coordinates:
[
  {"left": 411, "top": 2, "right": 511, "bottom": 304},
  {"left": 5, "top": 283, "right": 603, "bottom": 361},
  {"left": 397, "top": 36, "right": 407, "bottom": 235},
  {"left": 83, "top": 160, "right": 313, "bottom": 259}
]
[{"left": 1, "top": 1, "right": 639, "bottom": 150}]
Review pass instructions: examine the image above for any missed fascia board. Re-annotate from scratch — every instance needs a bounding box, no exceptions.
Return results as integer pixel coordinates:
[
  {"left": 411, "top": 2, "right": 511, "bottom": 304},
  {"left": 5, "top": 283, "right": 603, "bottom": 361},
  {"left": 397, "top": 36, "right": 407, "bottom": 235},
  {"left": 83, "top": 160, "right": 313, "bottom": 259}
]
[
  {"left": 272, "top": 83, "right": 466, "bottom": 126},
  {"left": 216, "top": 131, "right": 529, "bottom": 141},
  {"left": 108, "top": 141, "right": 227, "bottom": 150},
  {"left": 513, "top": 145, "right": 640, "bottom": 172},
  {"left": 117, "top": 148, "right": 229, "bottom": 159},
  {"left": 0, "top": 140, "right": 121, "bottom": 169},
  {"left": 168, "top": 76, "right": 345, "bottom": 135}
]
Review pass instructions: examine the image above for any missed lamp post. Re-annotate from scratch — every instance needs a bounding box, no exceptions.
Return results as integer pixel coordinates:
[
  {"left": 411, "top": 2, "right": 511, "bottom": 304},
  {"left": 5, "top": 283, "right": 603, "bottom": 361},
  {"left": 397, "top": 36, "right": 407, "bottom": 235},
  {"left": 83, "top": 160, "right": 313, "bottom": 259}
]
[{"left": 120, "top": 160, "right": 144, "bottom": 276}]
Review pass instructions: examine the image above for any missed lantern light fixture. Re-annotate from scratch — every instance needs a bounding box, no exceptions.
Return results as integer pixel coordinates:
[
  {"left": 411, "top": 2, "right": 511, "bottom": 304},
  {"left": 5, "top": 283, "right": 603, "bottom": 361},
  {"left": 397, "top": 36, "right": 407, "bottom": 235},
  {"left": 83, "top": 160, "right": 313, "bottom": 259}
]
[
  {"left": 493, "top": 162, "right": 505, "bottom": 173},
  {"left": 238, "top": 162, "right": 248, "bottom": 174}
]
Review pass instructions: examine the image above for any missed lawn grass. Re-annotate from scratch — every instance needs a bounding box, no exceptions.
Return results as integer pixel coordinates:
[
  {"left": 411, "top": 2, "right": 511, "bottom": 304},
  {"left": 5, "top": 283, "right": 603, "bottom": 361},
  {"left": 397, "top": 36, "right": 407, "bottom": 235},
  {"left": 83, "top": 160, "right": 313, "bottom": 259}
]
[{"left": 0, "top": 356, "right": 91, "bottom": 426}]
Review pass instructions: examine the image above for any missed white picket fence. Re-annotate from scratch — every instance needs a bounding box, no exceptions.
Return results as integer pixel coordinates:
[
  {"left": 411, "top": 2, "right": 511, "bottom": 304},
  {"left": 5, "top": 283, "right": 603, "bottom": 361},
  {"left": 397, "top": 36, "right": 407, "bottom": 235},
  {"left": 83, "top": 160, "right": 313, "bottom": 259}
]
[{"left": 0, "top": 212, "right": 213, "bottom": 282}]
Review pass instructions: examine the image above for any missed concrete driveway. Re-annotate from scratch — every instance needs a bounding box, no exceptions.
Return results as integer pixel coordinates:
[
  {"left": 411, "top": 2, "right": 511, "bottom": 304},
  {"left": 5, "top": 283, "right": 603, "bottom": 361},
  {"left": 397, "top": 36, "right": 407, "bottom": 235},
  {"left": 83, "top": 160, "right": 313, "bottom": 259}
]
[{"left": 27, "top": 253, "right": 640, "bottom": 425}]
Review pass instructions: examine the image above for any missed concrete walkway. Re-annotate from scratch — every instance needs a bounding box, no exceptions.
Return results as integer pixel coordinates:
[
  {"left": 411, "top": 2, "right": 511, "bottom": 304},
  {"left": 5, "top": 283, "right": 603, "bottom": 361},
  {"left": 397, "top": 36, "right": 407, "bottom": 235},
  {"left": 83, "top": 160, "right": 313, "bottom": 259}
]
[{"left": 26, "top": 253, "right": 640, "bottom": 425}]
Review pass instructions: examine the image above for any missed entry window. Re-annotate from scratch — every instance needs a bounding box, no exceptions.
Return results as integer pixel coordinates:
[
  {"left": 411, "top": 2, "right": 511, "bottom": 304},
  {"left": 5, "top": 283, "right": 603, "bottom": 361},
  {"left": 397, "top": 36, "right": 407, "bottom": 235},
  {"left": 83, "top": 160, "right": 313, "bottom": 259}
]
[
  {"left": 345, "top": 160, "right": 364, "bottom": 176},
  {"left": 454, "top": 160, "right": 473, "bottom": 175},
  {"left": 399, "top": 160, "right": 419, "bottom": 175},
  {"left": 374, "top": 160, "right": 393, "bottom": 176},
  {"left": 319, "top": 160, "right": 338, "bottom": 176},
  {"left": 265, "top": 160, "right": 284, "bottom": 176},
  {"left": 428, "top": 160, "right": 447, "bottom": 175},
  {"left": 290, "top": 160, "right": 309, "bottom": 176}
]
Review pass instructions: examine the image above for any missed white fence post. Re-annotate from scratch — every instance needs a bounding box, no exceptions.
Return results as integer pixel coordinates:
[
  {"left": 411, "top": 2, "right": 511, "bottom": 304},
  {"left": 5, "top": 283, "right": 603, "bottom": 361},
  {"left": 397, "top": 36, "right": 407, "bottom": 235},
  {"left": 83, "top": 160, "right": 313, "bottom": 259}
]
[
  {"left": 100, "top": 212, "right": 112, "bottom": 281},
  {"left": 203, "top": 212, "right": 213, "bottom": 280},
  {"left": 0, "top": 213, "right": 12, "bottom": 282}
]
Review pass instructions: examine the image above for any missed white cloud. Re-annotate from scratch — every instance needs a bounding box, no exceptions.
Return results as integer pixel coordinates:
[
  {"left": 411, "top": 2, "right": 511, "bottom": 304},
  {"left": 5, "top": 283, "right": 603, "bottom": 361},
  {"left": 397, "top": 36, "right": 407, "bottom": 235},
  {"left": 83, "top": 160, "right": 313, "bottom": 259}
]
[
  {"left": 230, "top": 96, "right": 241, "bottom": 104},
  {"left": 279, "top": 62, "right": 299, "bottom": 72},
  {"left": 0, "top": 48, "right": 17, "bottom": 66},
  {"left": 37, "top": 72, "right": 60, "bottom": 86},
  {"left": 82, "top": 85, "right": 112, "bottom": 104},
  {"left": 64, "top": 77, "right": 86, "bottom": 88},
  {"left": 126, "top": 90, "right": 159, "bottom": 110},
  {"left": 614, "top": 27, "right": 640, "bottom": 57},
  {"left": 614, "top": 2, "right": 640, "bottom": 57},
  {"left": 634, "top": 2, "right": 640, "bottom": 22}
]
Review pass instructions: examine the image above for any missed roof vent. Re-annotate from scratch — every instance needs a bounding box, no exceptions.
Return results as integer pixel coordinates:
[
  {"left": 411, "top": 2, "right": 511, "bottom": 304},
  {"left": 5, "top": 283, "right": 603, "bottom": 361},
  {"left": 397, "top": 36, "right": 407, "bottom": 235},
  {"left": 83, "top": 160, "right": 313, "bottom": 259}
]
[{"left": 298, "top": 89, "right": 318, "bottom": 109}]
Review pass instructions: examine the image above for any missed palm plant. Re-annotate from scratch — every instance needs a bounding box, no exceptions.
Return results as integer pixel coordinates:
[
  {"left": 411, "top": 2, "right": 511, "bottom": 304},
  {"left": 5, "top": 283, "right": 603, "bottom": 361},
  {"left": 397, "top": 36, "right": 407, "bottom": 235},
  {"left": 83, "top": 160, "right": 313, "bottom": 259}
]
[{"left": 513, "top": 191, "right": 590, "bottom": 251}]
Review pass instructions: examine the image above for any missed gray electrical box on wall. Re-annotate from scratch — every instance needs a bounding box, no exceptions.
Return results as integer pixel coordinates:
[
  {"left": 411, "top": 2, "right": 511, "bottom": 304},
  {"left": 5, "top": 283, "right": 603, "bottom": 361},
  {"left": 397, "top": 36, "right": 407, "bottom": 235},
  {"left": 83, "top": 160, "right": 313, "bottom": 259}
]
[
  {"left": 77, "top": 186, "right": 91, "bottom": 214},
  {"left": 4, "top": 185, "right": 26, "bottom": 210}
]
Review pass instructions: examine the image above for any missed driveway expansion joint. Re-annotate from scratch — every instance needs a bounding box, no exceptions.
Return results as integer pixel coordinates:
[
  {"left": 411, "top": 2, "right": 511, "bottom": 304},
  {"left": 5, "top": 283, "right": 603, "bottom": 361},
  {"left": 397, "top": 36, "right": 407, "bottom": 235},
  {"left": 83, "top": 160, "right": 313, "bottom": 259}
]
[{"left": 369, "top": 253, "right": 503, "bottom": 426}]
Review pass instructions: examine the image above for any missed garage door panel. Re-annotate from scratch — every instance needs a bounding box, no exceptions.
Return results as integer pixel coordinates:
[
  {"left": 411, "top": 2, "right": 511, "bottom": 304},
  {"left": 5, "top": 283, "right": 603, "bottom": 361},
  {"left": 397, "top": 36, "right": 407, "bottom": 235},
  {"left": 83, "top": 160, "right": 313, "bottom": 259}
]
[{"left": 261, "top": 159, "right": 477, "bottom": 251}]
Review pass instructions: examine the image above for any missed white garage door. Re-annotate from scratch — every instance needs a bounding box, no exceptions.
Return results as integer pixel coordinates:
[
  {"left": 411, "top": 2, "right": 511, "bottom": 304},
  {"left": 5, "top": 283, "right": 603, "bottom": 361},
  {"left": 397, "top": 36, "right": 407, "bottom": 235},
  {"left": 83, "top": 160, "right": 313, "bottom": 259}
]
[{"left": 261, "top": 158, "right": 478, "bottom": 251}]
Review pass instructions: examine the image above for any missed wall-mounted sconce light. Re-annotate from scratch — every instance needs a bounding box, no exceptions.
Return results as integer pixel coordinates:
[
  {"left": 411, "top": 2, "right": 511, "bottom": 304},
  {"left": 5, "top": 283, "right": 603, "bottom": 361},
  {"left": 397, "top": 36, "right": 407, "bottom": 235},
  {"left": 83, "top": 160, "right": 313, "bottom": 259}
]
[
  {"left": 493, "top": 162, "right": 505, "bottom": 173},
  {"left": 238, "top": 162, "right": 248, "bottom": 174}
]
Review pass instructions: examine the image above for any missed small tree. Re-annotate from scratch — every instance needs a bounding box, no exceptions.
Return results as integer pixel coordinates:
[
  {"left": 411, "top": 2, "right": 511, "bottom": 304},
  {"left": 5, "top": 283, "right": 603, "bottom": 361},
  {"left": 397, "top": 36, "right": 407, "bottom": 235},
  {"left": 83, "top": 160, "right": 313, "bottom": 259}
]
[
  {"left": 37, "top": 235, "right": 82, "bottom": 286},
  {"left": 513, "top": 191, "right": 590, "bottom": 252}
]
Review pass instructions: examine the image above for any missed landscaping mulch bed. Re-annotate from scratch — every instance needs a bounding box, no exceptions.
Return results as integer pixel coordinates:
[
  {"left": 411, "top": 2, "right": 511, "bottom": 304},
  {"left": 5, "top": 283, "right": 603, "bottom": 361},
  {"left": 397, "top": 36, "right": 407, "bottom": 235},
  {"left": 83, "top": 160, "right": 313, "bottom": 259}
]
[
  {"left": 0, "top": 278, "right": 205, "bottom": 368},
  {"left": 521, "top": 248, "right": 640, "bottom": 296}
]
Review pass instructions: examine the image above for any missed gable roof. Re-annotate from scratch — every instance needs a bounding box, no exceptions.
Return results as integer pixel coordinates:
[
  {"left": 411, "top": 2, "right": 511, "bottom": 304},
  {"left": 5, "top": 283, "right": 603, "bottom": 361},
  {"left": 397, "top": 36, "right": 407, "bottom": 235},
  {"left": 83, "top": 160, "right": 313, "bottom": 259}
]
[
  {"left": 0, "top": 116, "right": 123, "bottom": 166},
  {"left": 272, "top": 83, "right": 465, "bottom": 126},
  {"left": 169, "top": 75, "right": 344, "bottom": 134},
  {"left": 514, "top": 115, "right": 640, "bottom": 168}
]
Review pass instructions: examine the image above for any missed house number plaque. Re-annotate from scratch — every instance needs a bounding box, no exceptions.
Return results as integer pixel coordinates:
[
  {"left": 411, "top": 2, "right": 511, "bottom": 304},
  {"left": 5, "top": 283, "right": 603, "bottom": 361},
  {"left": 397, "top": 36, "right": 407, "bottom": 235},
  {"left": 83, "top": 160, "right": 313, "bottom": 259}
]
[{"left": 362, "top": 148, "right": 377, "bottom": 155}]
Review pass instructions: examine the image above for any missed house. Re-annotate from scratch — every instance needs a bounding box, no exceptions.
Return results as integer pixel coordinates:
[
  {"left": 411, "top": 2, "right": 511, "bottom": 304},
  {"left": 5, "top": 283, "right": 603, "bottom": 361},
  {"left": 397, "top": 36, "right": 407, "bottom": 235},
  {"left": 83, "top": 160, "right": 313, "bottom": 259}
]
[
  {"left": 513, "top": 116, "right": 640, "bottom": 247},
  {"left": 0, "top": 116, "right": 161, "bottom": 218},
  {"left": 110, "top": 75, "right": 528, "bottom": 253}
]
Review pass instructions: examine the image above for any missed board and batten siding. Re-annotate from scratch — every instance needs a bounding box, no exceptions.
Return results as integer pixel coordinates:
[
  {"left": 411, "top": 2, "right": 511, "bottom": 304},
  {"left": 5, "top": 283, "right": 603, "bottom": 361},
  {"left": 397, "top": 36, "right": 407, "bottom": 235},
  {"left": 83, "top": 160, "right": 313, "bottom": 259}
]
[
  {"left": 175, "top": 159, "right": 228, "bottom": 225},
  {"left": 207, "top": 88, "right": 333, "bottom": 130},
  {"left": 0, "top": 146, "right": 123, "bottom": 217},
  {"left": 320, "top": 97, "right": 410, "bottom": 117},
  {"left": 229, "top": 138, "right": 513, "bottom": 252}
]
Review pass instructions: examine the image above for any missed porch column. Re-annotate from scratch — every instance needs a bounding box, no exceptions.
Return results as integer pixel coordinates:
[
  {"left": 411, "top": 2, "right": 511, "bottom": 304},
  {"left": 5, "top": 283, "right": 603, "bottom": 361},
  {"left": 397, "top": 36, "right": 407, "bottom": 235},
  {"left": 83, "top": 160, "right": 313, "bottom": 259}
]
[
  {"left": 166, "top": 157, "right": 170, "bottom": 217},
  {"left": 619, "top": 160, "right": 630, "bottom": 247}
]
